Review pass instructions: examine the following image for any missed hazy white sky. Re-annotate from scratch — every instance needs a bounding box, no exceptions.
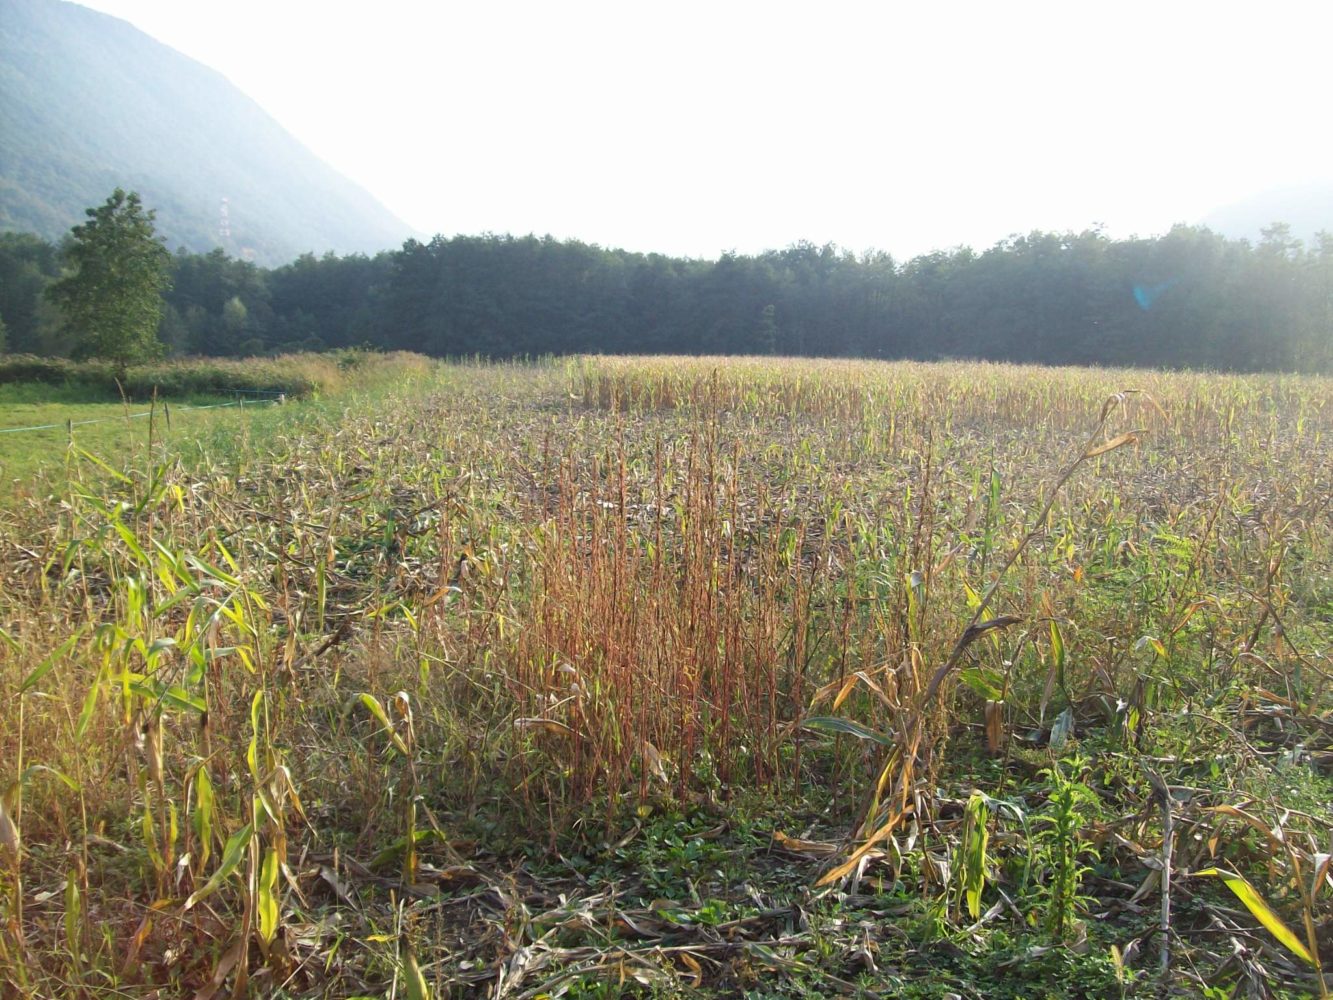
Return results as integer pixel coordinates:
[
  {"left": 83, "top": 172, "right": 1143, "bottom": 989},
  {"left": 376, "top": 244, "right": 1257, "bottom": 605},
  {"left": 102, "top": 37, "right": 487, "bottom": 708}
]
[{"left": 79, "top": 0, "right": 1333, "bottom": 260}]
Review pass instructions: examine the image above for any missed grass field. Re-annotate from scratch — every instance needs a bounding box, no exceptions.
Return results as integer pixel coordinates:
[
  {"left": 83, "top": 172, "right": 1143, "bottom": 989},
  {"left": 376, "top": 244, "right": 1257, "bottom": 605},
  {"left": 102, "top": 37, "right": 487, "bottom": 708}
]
[
  {"left": 0, "top": 389, "right": 280, "bottom": 490},
  {"left": 0, "top": 351, "right": 434, "bottom": 492},
  {"left": 0, "top": 355, "right": 1329, "bottom": 998}
]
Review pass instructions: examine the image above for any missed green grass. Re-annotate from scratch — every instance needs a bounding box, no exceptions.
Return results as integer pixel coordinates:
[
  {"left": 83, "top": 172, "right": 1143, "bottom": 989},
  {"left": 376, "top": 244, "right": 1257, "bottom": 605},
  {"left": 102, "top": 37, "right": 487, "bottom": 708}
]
[
  {"left": 0, "top": 392, "right": 273, "bottom": 492},
  {"left": 0, "top": 350, "right": 439, "bottom": 494}
]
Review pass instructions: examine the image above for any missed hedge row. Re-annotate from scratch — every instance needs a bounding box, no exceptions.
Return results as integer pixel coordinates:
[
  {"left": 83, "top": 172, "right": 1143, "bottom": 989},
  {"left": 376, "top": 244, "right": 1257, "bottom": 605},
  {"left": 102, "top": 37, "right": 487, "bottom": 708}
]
[{"left": 0, "top": 350, "right": 429, "bottom": 400}]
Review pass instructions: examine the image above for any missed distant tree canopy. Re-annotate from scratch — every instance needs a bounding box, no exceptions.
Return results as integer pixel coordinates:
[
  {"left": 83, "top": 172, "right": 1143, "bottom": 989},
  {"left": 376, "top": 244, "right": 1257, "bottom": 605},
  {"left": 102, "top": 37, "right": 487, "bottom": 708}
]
[
  {"left": 0, "top": 231, "right": 64, "bottom": 355},
  {"left": 45, "top": 189, "right": 172, "bottom": 368},
  {"left": 2, "top": 220, "right": 1331, "bottom": 372}
]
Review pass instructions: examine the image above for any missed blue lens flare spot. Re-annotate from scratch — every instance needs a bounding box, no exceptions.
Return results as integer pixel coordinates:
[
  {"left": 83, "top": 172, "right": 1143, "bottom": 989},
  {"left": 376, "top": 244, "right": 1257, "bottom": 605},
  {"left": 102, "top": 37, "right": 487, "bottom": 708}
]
[{"left": 1133, "top": 279, "right": 1177, "bottom": 310}]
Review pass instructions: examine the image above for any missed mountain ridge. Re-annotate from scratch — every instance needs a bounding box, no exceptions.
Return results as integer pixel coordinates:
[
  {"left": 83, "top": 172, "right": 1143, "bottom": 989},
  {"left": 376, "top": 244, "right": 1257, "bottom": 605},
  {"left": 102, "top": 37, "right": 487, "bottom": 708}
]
[
  {"left": 1202, "top": 179, "right": 1333, "bottom": 248},
  {"left": 0, "top": 0, "right": 415, "bottom": 265}
]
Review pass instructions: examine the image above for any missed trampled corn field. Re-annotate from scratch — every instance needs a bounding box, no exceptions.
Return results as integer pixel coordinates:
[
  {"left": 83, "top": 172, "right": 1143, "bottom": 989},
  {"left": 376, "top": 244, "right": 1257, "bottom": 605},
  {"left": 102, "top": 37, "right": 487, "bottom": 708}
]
[{"left": 1, "top": 355, "right": 1330, "bottom": 998}]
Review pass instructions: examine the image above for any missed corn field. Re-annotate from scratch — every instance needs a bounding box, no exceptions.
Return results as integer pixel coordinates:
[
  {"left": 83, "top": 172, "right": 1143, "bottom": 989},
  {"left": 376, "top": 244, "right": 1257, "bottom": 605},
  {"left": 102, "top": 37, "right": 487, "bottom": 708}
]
[{"left": 1, "top": 355, "right": 1330, "bottom": 998}]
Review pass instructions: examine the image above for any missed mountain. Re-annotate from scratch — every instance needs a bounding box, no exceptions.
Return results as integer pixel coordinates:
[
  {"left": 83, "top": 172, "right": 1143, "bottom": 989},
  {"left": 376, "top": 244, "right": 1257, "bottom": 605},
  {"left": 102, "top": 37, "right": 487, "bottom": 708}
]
[
  {"left": 0, "top": 0, "right": 414, "bottom": 265},
  {"left": 1202, "top": 180, "right": 1333, "bottom": 248}
]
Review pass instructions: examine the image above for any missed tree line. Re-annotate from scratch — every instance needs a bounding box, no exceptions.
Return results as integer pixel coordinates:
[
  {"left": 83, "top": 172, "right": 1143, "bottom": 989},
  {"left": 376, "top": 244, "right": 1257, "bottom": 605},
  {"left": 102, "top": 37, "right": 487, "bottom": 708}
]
[{"left": 2, "top": 194, "right": 1331, "bottom": 372}]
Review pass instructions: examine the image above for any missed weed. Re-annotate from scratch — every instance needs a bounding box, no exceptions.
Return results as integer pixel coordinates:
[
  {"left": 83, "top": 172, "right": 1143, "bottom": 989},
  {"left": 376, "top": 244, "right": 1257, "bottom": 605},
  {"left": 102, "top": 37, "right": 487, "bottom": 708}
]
[{"left": 1031, "top": 757, "right": 1101, "bottom": 941}]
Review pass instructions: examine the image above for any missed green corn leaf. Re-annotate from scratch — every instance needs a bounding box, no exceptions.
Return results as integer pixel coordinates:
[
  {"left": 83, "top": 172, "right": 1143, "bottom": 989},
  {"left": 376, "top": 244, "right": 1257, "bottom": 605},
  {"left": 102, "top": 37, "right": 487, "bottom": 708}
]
[
  {"left": 130, "top": 680, "right": 206, "bottom": 714},
  {"left": 185, "top": 554, "right": 241, "bottom": 588},
  {"left": 75, "top": 664, "right": 105, "bottom": 741},
  {"left": 1049, "top": 620, "right": 1066, "bottom": 690},
  {"left": 257, "top": 847, "right": 280, "bottom": 944},
  {"left": 111, "top": 519, "right": 150, "bottom": 566},
  {"left": 959, "top": 667, "right": 1004, "bottom": 702},
  {"left": 1193, "top": 868, "right": 1315, "bottom": 966},
  {"left": 21, "top": 764, "right": 80, "bottom": 792},
  {"left": 962, "top": 792, "right": 990, "bottom": 920},
  {"left": 161, "top": 685, "right": 206, "bottom": 713},
  {"left": 146, "top": 637, "right": 177, "bottom": 659},
  {"left": 21, "top": 632, "right": 83, "bottom": 694},
  {"left": 802, "top": 716, "right": 894, "bottom": 746},
  {"left": 75, "top": 448, "right": 133, "bottom": 484},
  {"left": 359, "top": 693, "right": 410, "bottom": 754},
  {"left": 247, "top": 688, "right": 265, "bottom": 781},
  {"left": 403, "top": 944, "right": 431, "bottom": 1000},
  {"left": 194, "top": 766, "right": 214, "bottom": 868},
  {"left": 140, "top": 802, "right": 163, "bottom": 870},
  {"left": 185, "top": 822, "right": 252, "bottom": 911}
]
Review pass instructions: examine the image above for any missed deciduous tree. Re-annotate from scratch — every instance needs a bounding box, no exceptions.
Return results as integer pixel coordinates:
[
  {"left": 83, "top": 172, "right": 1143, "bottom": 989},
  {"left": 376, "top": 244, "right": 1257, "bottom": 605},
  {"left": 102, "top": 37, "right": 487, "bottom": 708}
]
[{"left": 47, "top": 188, "right": 172, "bottom": 369}]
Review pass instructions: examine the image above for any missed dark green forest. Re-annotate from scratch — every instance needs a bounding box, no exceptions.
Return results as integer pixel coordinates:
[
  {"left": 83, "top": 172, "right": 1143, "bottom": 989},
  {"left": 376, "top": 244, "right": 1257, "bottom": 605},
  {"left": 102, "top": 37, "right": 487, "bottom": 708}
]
[{"left": 2, "top": 222, "right": 1331, "bottom": 372}]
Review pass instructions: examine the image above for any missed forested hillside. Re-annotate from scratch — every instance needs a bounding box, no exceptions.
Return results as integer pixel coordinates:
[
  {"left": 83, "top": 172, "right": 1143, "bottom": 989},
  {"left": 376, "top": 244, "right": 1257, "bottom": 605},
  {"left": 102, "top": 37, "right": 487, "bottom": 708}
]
[
  {"left": 3, "top": 223, "right": 1331, "bottom": 372},
  {"left": 0, "top": 0, "right": 412, "bottom": 265}
]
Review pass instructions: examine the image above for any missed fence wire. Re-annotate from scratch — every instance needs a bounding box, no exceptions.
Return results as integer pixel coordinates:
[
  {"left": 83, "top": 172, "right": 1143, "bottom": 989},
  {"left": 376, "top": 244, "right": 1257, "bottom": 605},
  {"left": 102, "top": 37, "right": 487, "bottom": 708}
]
[{"left": 0, "top": 396, "right": 282, "bottom": 436}]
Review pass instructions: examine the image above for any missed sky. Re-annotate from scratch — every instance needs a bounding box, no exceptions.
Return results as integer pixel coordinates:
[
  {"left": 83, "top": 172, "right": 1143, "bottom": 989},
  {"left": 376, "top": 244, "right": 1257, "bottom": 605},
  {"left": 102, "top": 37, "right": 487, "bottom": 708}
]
[{"left": 77, "top": 0, "right": 1333, "bottom": 260}]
